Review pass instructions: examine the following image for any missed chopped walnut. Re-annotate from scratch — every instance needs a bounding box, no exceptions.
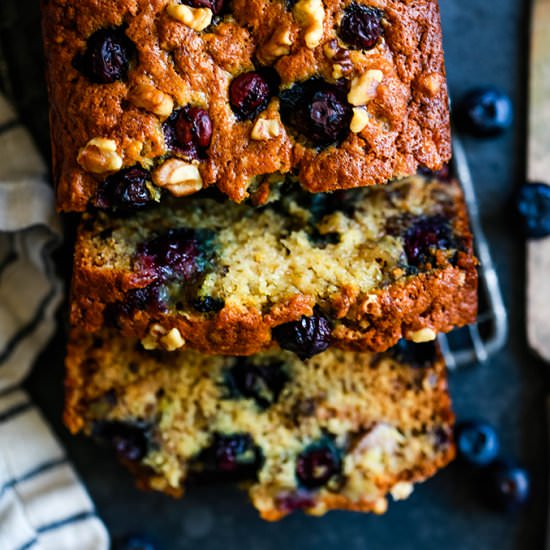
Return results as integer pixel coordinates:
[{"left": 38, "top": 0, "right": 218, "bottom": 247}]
[
  {"left": 166, "top": 3, "right": 212, "bottom": 31},
  {"left": 293, "top": 0, "right": 325, "bottom": 49},
  {"left": 153, "top": 158, "right": 203, "bottom": 197},
  {"left": 128, "top": 84, "right": 174, "bottom": 118},
  {"left": 251, "top": 117, "right": 282, "bottom": 141},
  {"left": 77, "top": 138, "right": 123, "bottom": 174},
  {"left": 257, "top": 27, "right": 293, "bottom": 64},
  {"left": 407, "top": 327, "right": 437, "bottom": 343},
  {"left": 348, "top": 69, "right": 384, "bottom": 106},
  {"left": 350, "top": 107, "right": 369, "bottom": 133}
]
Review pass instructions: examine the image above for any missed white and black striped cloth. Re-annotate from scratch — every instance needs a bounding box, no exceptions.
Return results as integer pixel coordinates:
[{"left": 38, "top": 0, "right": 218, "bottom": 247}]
[{"left": 0, "top": 94, "right": 108, "bottom": 550}]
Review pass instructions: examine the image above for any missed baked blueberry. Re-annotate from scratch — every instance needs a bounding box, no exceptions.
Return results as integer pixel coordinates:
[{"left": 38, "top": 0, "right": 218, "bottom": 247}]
[
  {"left": 389, "top": 339, "right": 438, "bottom": 369},
  {"left": 74, "top": 28, "right": 135, "bottom": 84},
  {"left": 517, "top": 182, "right": 550, "bottom": 239},
  {"left": 93, "top": 420, "right": 152, "bottom": 461},
  {"left": 227, "top": 360, "right": 288, "bottom": 409},
  {"left": 339, "top": 4, "right": 383, "bottom": 50},
  {"left": 276, "top": 492, "right": 316, "bottom": 513},
  {"left": 456, "top": 87, "right": 513, "bottom": 137},
  {"left": 296, "top": 438, "right": 342, "bottom": 489},
  {"left": 163, "top": 107, "right": 213, "bottom": 160},
  {"left": 200, "top": 433, "right": 262, "bottom": 475},
  {"left": 230, "top": 72, "right": 271, "bottom": 120},
  {"left": 272, "top": 314, "right": 331, "bottom": 359},
  {"left": 192, "top": 295, "right": 225, "bottom": 313},
  {"left": 484, "top": 460, "right": 530, "bottom": 512},
  {"left": 96, "top": 166, "right": 155, "bottom": 210},
  {"left": 279, "top": 79, "right": 352, "bottom": 145},
  {"left": 403, "top": 215, "right": 453, "bottom": 267},
  {"left": 114, "top": 534, "right": 156, "bottom": 550},
  {"left": 455, "top": 420, "right": 500, "bottom": 466},
  {"left": 182, "top": 0, "right": 224, "bottom": 15}
]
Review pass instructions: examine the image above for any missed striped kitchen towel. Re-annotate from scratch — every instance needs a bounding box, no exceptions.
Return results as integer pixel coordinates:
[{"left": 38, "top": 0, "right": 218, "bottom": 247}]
[{"left": 0, "top": 94, "right": 108, "bottom": 549}]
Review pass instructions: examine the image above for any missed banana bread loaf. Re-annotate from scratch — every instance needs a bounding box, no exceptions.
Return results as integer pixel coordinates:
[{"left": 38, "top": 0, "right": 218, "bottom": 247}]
[
  {"left": 42, "top": 0, "right": 451, "bottom": 212},
  {"left": 65, "top": 329, "right": 455, "bottom": 520},
  {"left": 71, "top": 173, "right": 478, "bottom": 356}
]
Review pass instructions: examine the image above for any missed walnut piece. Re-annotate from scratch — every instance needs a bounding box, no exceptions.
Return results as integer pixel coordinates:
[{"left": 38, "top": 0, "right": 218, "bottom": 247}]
[
  {"left": 167, "top": 4, "right": 213, "bottom": 31},
  {"left": 258, "top": 27, "right": 293, "bottom": 64},
  {"left": 348, "top": 69, "right": 384, "bottom": 106},
  {"left": 251, "top": 117, "right": 282, "bottom": 141},
  {"left": 153, "top": 158, "right": 203, "bottom": 197},
  {"left": 77, "top": 138, "right": 122, "bottom": 174},
  {"left": 128, "top": 84, "right": 174, "bottom": 118},
  {"left": 350, "top": 107, "right": 369, "bottom": 133},
  {"left": 293, "top": 0, "right": 325, "bottom": 49},
  {"left": 407, "top": 327, "right": 437, "bottom": 343}
]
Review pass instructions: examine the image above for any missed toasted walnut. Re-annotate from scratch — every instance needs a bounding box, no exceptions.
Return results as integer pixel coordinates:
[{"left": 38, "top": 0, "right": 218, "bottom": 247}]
[
  {"left": 418, "top": 73, "right": 444, "bottom": 97},
  {"left": 407, "top": 327, "right": 437, "bottom": 343},
  {"left": 324, "top": 39, "right": 353, "bottom": 79},
  {"left": 258, "top": 27, "right": 293, "bottom": 64},
  {"left": 293, "top": 0, "right": 325, "bottom": 49},
  {"left": 153, "top": 158, "right": 203, "bottom": 197},
  {"left": 141, "top": 324, "right": 185, "bottom": 351},
  {"left": 348, "top": 69, "right": 384, "bottom": 106},
  {"left": 166, "top": 4, "right": 212, "bottom": 31},
  {"left": 350, "top": 107, "right": 369, "bottom": 133},
  {"left": 128, "top": 84, "right": 174, "bottom": 118},
  {"left": 77, "top": 138, "right": 123, "bottom": 174},
  {"left": 251, "top": 117, "right": 283, "bottom": 141},
  {"left": 160, "top": 328, "right": 186, "bottom": 351},
  {"left": 390, "top": 481, "right": 414, "bottom": 501}
]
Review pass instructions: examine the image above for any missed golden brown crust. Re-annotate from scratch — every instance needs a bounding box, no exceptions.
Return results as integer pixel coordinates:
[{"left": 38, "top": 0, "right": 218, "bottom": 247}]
[{"left": 42, "top": 0, "right": 451, "bottom": 212}]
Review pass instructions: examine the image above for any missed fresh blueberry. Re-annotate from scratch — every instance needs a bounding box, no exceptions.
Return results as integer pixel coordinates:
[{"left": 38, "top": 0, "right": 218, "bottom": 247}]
[
  {"left": 182, "top": 0, "right": 224, "bottom": 15},
  {"left": 403, "top": 215, "right": 453, "bottom": 267},
  {"left": 163, "top": 107, "right": 213, "bottom": 160},
  {"left": 73, "top": 28, "right": 134, "bottom": 84},
  {"left": 229, "top": 72, "right": 271, "bottom": 120},
  {"left": 279, "top": 79, "right": 352, "bottom": 145},
  {"left": 114, "top": 534, "right": 156, "bottom": 550},
  {"left": 192, "top": 295, "right": 225, "bottom": 313},
  {"left": 456, "top": 87, "right": 513, "bottom": 137},
  {"left": 96, "top": 166, "right": 155, "bottom": 210},
  {"left": 484, "top": 460, "right": 530, "bottom": 512},
  {"left": 296, "top": 438, "right": 342, "bottom": 489},
  {"left": 227, "top": 360, "right": 288, "bottom": 409},
  {"left": 338, "top": 4, "right": 383, "bottom": 50},
  {"left": 272, "top": 314, "right": 331, "bottom": 359},
  {"left": 388, "top": 339, "right": 438, "bottom": 369},
  {"left": 455, "top": 420, "right": 500, "bottom": 466},
  {"left": 200, "top": 433, "right": 262, "bottom": 475},
  {"left": 93, "top": 420, "right": 152, "bottom": 462},
  {"left": 517, "top": 182, "right": 550, "bottom": 239}
]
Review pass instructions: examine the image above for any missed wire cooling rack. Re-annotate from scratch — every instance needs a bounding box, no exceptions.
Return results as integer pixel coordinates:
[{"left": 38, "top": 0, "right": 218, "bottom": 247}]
[{"left": 438, "top": 137, "right": 508, "bottom": 368}]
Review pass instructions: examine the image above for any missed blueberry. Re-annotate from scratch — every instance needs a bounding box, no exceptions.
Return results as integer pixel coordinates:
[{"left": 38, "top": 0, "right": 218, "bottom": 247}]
[
  {"left": 456, "top": 87, "right": 513, "bottom": 137},
  {"left": 455, "top": 420, "right": 500, "bottom": 466},
  {"left": 229, "top": 72, "right": 271, "bottom": 120},
  {"left": 163, "top": 107, "right": 213, "bottom": 160},
  {"left": 73, "top": 28, "right": 134, "bottom": 84},
  {"left": 192, "top": 295, "right": 225, "bottom": 313},
  {"left": 484, "top": 460, "right": 530, "bottom": 512},
  {"left": 227, "top": 360, "right": 288, "bottom": 409},
  {"left": 114, "top": 534, "right": 156, "bottom": 550},
  {"left": 338, "top": 4, "right": 383, "bottom": 50},
  {"left": 388, "top": 339, "right": 438, "bottom": 369},
  {"left": 272, "top": 315, "right": 331, "bottom": 359},
  {"left": 200, "top": 433, "right": 262, "bottom": 475},
  {"left": 403, "top": 215, "right": 453, "bottom": 267},
  {"left": 276, "top": 492, "right": 316, "bottom": 514},
  {"left": 93, "top": 420, "right": 152, "bottom": 462},
  {"left": 279, "top": 79, "right": 352, "bottom": 145},
  {"left": 182, "top": 0, "right": 224, "bottom": 15},
  {"left": 517, "top": 182, "right": 550, "bottom": 239},
  {"left": 296, "top": 438, "right": 342, "bottom": 489},
  {"left": 96, "top": 166, "right": 155, "bottom": 210}
]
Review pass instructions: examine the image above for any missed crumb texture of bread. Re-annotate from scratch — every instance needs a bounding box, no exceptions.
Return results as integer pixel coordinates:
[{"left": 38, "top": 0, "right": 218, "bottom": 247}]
[
  {"left": 66, "top": 329, "right": 455, "bottom": 520},
  {"left": 70, "top": 174, "right": 478, "bottom": 355},
  {"left": 42, "top": 0, "right": 451, "bottom": 211}
]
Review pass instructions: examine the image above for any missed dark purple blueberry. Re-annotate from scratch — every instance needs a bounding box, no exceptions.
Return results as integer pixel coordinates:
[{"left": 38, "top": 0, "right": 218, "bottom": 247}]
[
  {"left": 456, "top": 420, "right": 500, "bottom": 467},
  {"left": 296, "top": 438, "right": 342, "bottom": 489},
  {"left": 192, "top": 295, "right": 225, "bottom": 313},
  {"left": 73, "top": 28, "right": 134, "bottom": 84},
  {"left": 93, "top": 420, "right": 152, "bottom": 462},
  {"left": 517, "top": 182, "right": 550, "bottom": 239},
  {"left": 272, "top": 315, "right": 331, "bottom": 359},
  {"left": 163, "top": 107, "right": 213, "bottom": 160},
  {"left": 200, "top": 433, "right": 262, "bottom": 476},
  {"left": 114, "top": 534, "right": 156, "bottom": 550},
  {"left": 417, "top": 164, "right": 452, "bottom": 182},
  {"left": 339, "top": 4, "right": 383, "bottom": 50},
  {"left": 276, "top": 492, "right": 316, "bottom": 514},
  {"left": 279, "top": 79, "right": 352, "bottom": 145},
  {"left": 227, "top": 360, "right": 288, "bottom": 409},
  {"left": 134, "top": 228, "right": 214, "bottom": 284},
  {"left": 455, "top": 87, "right": 513, "bottom": 137},
  {"left": 403, "top": 215, "right": 453, "bottom": 267},
  {"left": 182, "top": 0, "right": 224, "bottom": 15},
  {"left": 229, "top": 72, "right": 271, "bottom": 120},
  {"left": 96, "top": 166, "right": 155, "bottom": 210},
  {"left": 484, "top": 460, "right": 530, "bottom": 512},
  {"left": 388, "top": 339, "right": 438, "bottom": 369}
]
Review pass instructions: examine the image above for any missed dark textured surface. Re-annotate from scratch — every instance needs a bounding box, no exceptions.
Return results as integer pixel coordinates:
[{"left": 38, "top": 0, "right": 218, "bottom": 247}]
[{"left": 3, "top": 0, "right": 546, "bottom": 548}]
